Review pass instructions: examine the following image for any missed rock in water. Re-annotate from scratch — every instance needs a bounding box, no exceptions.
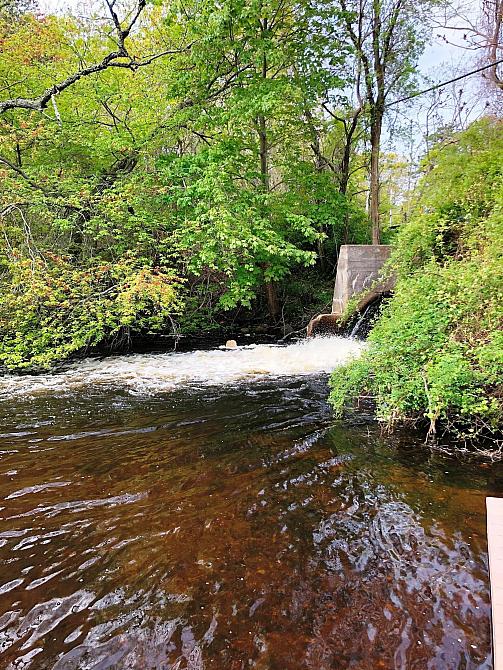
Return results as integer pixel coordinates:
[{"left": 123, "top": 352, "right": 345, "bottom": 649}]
[{"left": 225, "top": 340, "right": 238, "bottom": 349}]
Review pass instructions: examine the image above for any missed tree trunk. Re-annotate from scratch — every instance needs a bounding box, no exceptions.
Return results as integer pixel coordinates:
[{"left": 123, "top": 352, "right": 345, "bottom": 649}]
[
  {"left": 339, "top": 142, "right": 351, "bottom": 197},
  {"left": 265, "top": 280, "right": 280, "bottom": 321},
  {"left": 259, "top": 113, "right": 278, "bottom": 318},
  {"left": 317, "top": 237, "right": 326, "bottom": 273},
  {"left": 369, "top": 110, "right": 382, "bottom": 245},
  {"left": 258, "top": 114, "right": 269, "bottom": 191},
  {"left": 340, "top": 120, "right": 354, "bottom": 246},
  {"left": 258, "top": 18, "right": 278, "bottom": 321},
  {"left": 339, "top": 111, "right": 360, "bottom": 197},
  {"left": 258, "top": 108, "right": 278, "bottom": 319},
  {"left": 305, "top": 110, "right": 328, "bottom": 271}
]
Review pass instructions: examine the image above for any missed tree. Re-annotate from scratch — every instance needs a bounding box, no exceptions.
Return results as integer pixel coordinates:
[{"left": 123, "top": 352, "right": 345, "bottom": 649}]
[
  {"left": 155, "top": 0, "right": 348, "bottom": 320},
  {"left": 334, "top": 0, "right": 431, "bottom": 243},
  {"left": 0, "top": 0, "right": 191, "bottom": 115},
  {"left": 483, "top": 0, "right": 503, "bottom": 90},
  {"left": 0, "top": 0, "right": 371, "bottom": 368},
  {"left": 436, "top": 0, "right": 503, "bottom": 92},
  {"left": 0, "top": 0, "right": 36, "bottom": 18}
]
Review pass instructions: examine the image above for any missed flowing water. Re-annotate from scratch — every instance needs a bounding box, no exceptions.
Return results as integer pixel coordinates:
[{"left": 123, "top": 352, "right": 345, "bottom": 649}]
[{"left": 0, "top": 337, "right": 500, "bottom": 669}]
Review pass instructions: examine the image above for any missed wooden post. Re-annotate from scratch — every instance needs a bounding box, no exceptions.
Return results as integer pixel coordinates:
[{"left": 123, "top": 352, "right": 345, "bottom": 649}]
[{"left": 487, "top": 497, "right": 503, "bottom": 669}]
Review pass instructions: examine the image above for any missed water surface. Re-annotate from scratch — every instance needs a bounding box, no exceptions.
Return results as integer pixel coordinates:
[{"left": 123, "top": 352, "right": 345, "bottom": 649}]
[{"left": 0, "top": 338, "right": 499, "bottom": 669}]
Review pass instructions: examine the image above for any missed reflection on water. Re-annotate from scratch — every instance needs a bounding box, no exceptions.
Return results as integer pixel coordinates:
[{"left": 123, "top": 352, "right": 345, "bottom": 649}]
[{"left": 0, "top": 350, "right": 500, "bottom": 668}]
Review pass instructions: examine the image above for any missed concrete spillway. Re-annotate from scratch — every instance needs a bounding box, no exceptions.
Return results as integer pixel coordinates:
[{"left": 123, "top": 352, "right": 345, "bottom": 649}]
[{"left": 308, "top": 244, "right": 394, "bottom": 336}]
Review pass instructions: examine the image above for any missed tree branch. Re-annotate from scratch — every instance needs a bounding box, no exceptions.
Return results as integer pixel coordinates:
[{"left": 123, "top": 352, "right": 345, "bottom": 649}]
[
  {"left": 0, "top": 155, "right": 52, "bottom": 193},
  {"left": 0, "top": 2, "right": 192, "bottom": 115}
]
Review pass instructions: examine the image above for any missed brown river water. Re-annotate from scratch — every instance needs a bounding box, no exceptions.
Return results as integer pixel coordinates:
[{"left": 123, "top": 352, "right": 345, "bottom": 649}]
[{"left": 0, "top": 338, "right": 500, "bottom": 669}]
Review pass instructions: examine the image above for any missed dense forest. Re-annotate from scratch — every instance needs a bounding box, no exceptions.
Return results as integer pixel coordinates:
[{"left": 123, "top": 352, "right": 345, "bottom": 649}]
[{"left": 0, "top": 0, "right": 501, "bottom": 439}]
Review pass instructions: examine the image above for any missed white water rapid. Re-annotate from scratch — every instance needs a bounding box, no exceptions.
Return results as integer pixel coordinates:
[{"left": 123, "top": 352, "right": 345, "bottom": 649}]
[{"left": 0, "top": 336, "right": 364, "bottom": 398}]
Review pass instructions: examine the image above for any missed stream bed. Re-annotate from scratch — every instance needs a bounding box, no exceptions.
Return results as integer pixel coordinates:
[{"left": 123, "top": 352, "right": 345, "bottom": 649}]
[{"left": 0, "top": 337, "right": 500, "bottom": 669}]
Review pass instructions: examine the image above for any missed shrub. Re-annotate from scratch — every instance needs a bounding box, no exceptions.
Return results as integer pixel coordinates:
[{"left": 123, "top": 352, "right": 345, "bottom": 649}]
[
  {"left": 0, "top": 253, "right": 182, "bottom": 369},
  {"left": 330, "top": 118, "right": 503, "bottom": 441}
]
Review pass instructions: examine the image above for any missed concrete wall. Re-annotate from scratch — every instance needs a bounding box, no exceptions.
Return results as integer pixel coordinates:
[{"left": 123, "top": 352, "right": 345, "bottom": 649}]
[{"left": 332, "top": 245, "right": 392, "bottom": 315}]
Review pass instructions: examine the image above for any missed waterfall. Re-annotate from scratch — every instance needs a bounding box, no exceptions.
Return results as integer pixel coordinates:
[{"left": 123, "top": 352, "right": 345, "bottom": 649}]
[{"left": 0, "top": 336, "right": 364, "bottom": 398}]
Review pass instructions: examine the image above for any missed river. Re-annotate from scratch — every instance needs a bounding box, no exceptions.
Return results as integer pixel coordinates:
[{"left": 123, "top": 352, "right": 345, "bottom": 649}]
[{"left": 0, "top": 337, "right": 499, "bottom": 669}]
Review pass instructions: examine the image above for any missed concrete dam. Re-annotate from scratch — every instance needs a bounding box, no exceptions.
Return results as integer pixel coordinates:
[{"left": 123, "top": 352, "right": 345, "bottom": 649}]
[{"left": 308, "top": 244, "right": 394, "bottom": 336}]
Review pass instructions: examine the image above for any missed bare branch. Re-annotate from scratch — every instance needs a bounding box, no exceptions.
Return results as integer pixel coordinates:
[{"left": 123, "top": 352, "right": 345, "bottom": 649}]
[
  {"left": 0, "top": 155, "right": 51, "bottom": 193},
  {"left": 0, "top": 2, "right": 192, "bottom": 115}
]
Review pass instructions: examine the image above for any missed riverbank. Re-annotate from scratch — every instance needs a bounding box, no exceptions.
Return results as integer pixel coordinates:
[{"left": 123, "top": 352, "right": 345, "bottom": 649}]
[{"left": 330, "top": 119, "right": 503, "bottom": 446}]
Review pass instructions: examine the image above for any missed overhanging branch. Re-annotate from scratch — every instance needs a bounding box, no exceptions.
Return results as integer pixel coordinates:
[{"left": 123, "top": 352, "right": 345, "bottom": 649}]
[{"left": 0, "top": 1, "right": 192, "bottom": 115}]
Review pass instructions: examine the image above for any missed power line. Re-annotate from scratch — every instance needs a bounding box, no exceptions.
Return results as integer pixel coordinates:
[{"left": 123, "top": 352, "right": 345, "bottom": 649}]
[{"left": 386, "top": 58, "right": 503, "bottom": 108}]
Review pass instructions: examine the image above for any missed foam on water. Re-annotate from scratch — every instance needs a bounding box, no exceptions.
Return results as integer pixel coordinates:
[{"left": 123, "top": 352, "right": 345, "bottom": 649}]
[{"left": 0, "top": 336, "right": 364, "bottom": 398}]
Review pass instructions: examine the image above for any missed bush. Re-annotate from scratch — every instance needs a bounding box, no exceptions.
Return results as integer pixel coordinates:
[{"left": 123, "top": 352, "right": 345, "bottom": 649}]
[
  {"left": 0, "top": 253, "right": 182, "bottom": 370},
  {"left": 330, "top": 118, "right": 503, "bottom": 441}
]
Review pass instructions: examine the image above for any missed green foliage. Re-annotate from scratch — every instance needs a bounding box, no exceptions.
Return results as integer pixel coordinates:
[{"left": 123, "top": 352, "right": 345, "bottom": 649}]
[
  {"left": 158, "top": 148, "right": 341, "bottom": 309},
  {"left": 2, "top": 0, "right": 437, "bottom": 370},
  {"left": 330, "top": 118, "right": 503, "bottom": 439},
  {"left": 0, "top": 0, "right": 374, "bottom": 370},
  {"left": 0, "top": 253, "right": 182, "bottom": 369}
]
